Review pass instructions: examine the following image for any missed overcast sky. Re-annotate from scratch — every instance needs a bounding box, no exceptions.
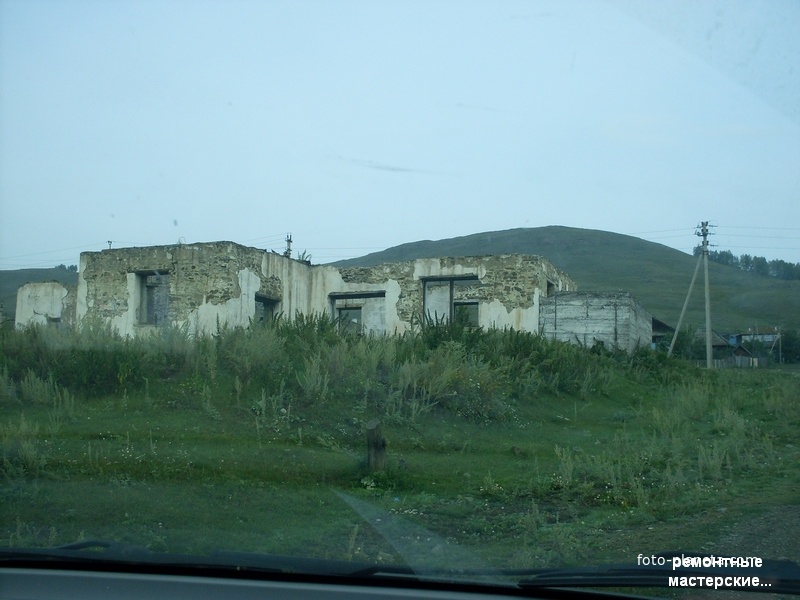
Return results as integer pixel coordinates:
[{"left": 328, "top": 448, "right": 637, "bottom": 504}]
[{"left": 1, "top": 0, "right": 799, "bottom": 270}]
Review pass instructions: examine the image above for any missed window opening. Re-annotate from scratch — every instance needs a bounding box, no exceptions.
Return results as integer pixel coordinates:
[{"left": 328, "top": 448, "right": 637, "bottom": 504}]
[
  {"left": 139, "top": 271, "right": 169, "bottom": 326},
  {"left": 337, "top": 307, "right": 362, "bottom": 335},
  {"left": 422, "top": 276, "right": 480, "bottom": 323},
  {"left": 46, "top": 316, "right": 62, "bottom": 328},
  {"left": 254, "top": 295, "right": 278, "bottom": 324},
  {"left": 329, "top": 291, "right": 385, "bottom": 335},
  {"left": 453, "top": 301, "right": 479, "bottom": 327}
]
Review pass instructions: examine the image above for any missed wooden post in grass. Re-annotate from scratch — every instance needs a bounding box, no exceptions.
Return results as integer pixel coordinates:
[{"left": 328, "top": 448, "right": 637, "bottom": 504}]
[{"left": 366, "top": 419, "right": 387, "bottom": 472}]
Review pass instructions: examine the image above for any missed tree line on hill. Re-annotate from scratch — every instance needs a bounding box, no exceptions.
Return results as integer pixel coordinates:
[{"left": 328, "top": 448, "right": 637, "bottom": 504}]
[{"left": 693, "top": 247, "right": 800, "bottom": 280}]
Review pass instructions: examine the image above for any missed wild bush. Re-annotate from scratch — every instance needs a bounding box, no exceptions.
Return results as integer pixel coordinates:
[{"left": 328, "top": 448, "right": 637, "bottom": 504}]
[
  {"left": 1, "top": 312, "right": 737, "bottom": 429},
  {"left": 217, "top": 323, "right": 285, "bottom": 392},
  {"left": 1, "top": 414, "right": 46, "bottom": 477},
  {"left": 0, "top": 364, "right": 18, "bottom": 403}
]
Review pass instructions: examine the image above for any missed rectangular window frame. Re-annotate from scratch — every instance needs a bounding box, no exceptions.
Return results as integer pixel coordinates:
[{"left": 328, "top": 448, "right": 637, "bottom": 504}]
[
  {"left": 254, "top": 294, "right": 279, "bottom": 325},
  {"left": 137, "top": 270, "right": 170, "bottom": 327},
  {"left": 453, "top": 301, "right": 479, "bottom": 328},
  {"left": 421, "top": 275, "right": 480, "bottom": 323},
  {"left": 329, "top": 291, "right": 386, "bottom": 335},
  {"left": 337, "top": 306, "right": 363, "bottom": 335}
]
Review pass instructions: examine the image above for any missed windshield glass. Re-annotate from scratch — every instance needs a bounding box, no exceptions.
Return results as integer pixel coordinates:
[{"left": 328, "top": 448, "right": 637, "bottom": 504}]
[{"left": 2, "top": 0, "right": 799, "bottom": 596}]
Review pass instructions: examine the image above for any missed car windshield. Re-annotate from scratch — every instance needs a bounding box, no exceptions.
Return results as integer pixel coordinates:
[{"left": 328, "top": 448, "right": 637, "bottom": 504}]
[{"left": 1, "top": 0, "right": 799, "bottom": 597}]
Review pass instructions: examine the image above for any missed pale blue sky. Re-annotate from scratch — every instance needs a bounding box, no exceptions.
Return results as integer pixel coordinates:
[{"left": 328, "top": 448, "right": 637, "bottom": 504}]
[{"left": 1, "top": 0, "right": 799, "bottom": 269}]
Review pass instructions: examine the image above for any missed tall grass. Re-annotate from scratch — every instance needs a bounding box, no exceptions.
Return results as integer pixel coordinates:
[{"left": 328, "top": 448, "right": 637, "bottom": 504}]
[
  {"left": 1, "top": 317, "right": 704, "bottom": 424},
  {"left": 533, "top": 372, "right": 794, "bottom": 513},
  {"left": 0, "top": 320, "right": 192, "bottom": 397}
]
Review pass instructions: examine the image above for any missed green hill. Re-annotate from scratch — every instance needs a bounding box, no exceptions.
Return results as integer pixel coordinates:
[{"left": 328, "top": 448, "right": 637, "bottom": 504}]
[
  {"left": 0, "top": 268, "right": 78, "bottom": 326},
  {"left": 333, "top": 226, "right": 800, "bottom": 333}
]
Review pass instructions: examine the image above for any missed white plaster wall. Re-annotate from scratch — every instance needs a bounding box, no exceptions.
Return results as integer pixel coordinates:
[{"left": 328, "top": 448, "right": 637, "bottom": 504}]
[
  {"left": 186, "top": 268, "right": 262, "bottom": 335},
  {"left": 262, "top": 253, "right": 316, "bottom": 317},
  {"left": 360, "top": 297, "right": 387, "bottom": 334},
  {"left": 412, "top": 259, "right": 482, "bottom": 280},
  {"left": 382, "top": 279, "right": 405, "bottom": 334},
  {"left": 482, "top": 298, "right": 540, "bottom": 331},
  {"left": 76, "top": 255, "right": 89, "bottom": 324},
  {"left": 110, "top": 273, "right": 140, "bottom": 336},
  {"left": 307, "top": 262, "right": 406, "bottom": 334},
  {"left": 15, "top": 282, "right": 70, "bottom": 327},
  {"left": 424, "top": 281, "right": 451, "bottom": 322}
]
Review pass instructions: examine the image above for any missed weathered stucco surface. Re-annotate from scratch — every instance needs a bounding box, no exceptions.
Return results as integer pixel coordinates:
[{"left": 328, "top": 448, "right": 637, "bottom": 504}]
[
  {"left": 339, "top": 255, "right": 575, "bottom": 333},
  {"left": 15, "top": 282, "right": 76, "bottom": 328},
  {"left": 540, "top": 291, "right": 652, "bottom": 353},
  {"left": 74, "top": 242, "right": 299, "bottom": 336}
]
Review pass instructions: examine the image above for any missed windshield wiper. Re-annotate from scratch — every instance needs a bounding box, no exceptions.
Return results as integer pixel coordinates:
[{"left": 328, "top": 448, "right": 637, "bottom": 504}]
[
  {"left": 517, "top": 552, "right": 800, "bottom": 596},
  {"left": 0, "top": 540, "right": 410, "bottom": 578}
]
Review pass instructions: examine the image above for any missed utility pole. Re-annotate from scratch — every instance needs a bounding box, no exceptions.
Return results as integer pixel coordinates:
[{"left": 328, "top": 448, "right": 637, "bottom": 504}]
[
  {"left": 283, "top": 233, "right": 292, "bottom": 258},
  {"left": 668, "top": 252, "right": 702, "bottom": 357},
  {"left": 699, "top": 222, "right": 713, "bottom": 368}
]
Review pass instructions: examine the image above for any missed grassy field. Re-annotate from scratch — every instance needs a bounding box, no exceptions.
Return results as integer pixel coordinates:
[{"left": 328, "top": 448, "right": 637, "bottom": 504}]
[{"left": 2, "top": 318, "right": 799, "bottom": 571}]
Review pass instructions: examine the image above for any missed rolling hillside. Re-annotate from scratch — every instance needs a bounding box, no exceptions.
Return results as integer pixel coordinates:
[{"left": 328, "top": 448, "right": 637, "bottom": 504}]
[{"left": 333, "top": 226, "right": 800, "bottom": 333}]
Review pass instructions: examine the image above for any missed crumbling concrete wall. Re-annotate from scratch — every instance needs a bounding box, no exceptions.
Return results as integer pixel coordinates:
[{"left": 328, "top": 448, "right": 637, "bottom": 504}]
[
  {"left": 338, "top": 254, "right": 575, "bottom": 333},
  {"left": 335, "top": 261, "right": 416, "bottom": 334},
  {"left": 76, "top": 242, "right": 308, "bottom": 337},
  {"left": 60, "top": 241, "right": 578, "bottom": 338},
  {"left": 15, "top": 282, "right": 76, "bottom": 328},
  {"left": 540, "top": 291, "right": 652, "bottom": 353}
]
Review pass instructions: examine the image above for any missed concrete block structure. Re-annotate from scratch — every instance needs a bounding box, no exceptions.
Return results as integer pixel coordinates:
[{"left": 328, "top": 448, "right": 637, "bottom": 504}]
[{"left": 540, "top": 291, "right": 652, "bottom": 353}]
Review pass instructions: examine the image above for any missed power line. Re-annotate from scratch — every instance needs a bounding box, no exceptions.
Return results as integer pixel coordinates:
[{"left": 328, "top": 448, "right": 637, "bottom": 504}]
[
  {"left": 718, "top": 226, "right": 800, "bottom": 231},
  {"left": 640, "top": 235, "right": 697, "bottom": 241},
  {"left": 0, "top": 242, "right": 107, "bottom": 260},
  {"left": 239, "top": 233, "right": 289, "bottom": 244},
  {"left": 626, "top": 228, "right": 694, "bottom": 235},
  {"left": 710, "top": 245, "right": 800, "bottom": 251},
  {"left": 303, "top": 247, "right": 386, "bottom": 251},
  {"left": 714, "top": 234, "right": 798, "bottom": 240}
]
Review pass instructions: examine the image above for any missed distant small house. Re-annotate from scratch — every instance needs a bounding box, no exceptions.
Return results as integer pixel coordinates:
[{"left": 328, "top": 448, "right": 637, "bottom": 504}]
[
  {"left": 728, "top": 332, "right": 781, "bottom": 367},
  {"left": 693, "top": 330, "right": 770, "bottom": 368},
  {"left": 651, "top": 317, "right": 675, "bottom": 347},
  {"left": 730, "top": 332, "right": 780, "bottom": 349}
]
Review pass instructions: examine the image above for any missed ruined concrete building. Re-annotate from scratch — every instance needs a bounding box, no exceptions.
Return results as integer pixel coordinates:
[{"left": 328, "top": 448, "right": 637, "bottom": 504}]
[
  {"left": 540, "top": 291, "right": 653, "bottom": 354},
  {"left": 15, "top": 240, "right": 653, "bottom": 352}
]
